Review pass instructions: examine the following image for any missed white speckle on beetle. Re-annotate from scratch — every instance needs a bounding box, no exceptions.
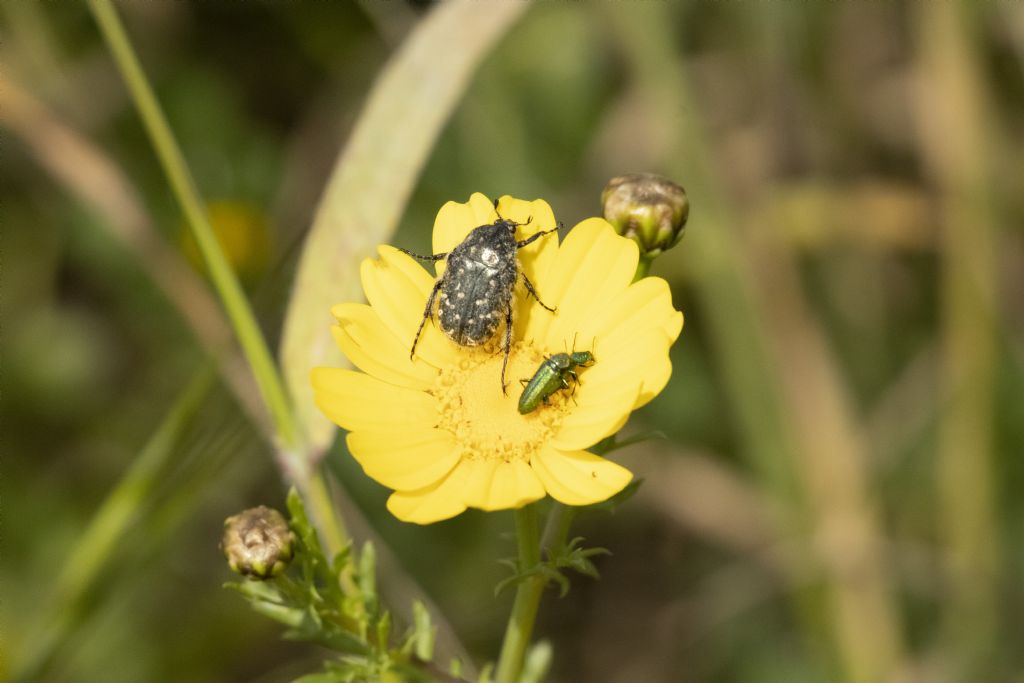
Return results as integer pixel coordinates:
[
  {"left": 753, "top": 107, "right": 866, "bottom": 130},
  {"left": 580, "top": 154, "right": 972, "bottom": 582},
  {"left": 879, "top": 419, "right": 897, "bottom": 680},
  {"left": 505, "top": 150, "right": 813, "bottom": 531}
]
[
  {"left": 480, "top": 247, "right": 500, "bottom": 267},
  {"left": 401, "top": 216, "right": 557, "bottom": 389}
]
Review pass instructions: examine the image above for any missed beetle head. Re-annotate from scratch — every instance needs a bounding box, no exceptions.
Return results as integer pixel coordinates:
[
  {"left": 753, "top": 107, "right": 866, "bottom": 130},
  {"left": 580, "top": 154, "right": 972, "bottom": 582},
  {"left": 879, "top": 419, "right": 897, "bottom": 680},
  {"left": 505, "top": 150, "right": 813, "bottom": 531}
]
[
  {"left": 493, "top": 218, "right": 519, "bottom": 235},
  {"left": 570, "top": 350, "right": 594, "bottom": 367}
]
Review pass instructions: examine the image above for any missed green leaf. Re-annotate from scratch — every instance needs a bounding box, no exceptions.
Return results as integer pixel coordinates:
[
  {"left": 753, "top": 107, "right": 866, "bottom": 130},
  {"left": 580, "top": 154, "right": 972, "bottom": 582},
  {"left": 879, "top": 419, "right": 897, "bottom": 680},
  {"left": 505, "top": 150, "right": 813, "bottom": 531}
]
[
  {"left": 493, "top": 574, "right": 519, "bottom": 598},
  {"left": 223, "top": 579, "right": 284, "bottom": 603},
  {"left": 283, "top": 621, "right": 369, "bottom": 656},
  {"left": 476, "top": 662, "right": 494, "bottom": 683},
  {"left": 449, "top": 658, "right": 464, "bottom": 678},
  {"left": 358, "top": 540, "right": 377, "bottom": 604},
  {"left": 250, "top": 600, "right": 307, "bottom": 629},
  {"left": 376, "top": 610, "right": 392, "bottom": 652},
  {"left": 278, "top": 0, "right": 531, "bottom": 451},
  {"left": 287, "top": 487, "right": 322, "bottom": 557},
  {"left": 411, "top": 600, "right": 435, "bottom": 662},
  {"left": 588, "top": 431, "right": 665, "bottom": 457},
  {"left": 544, "top": 567, "right": 571, "bottom": 599}
]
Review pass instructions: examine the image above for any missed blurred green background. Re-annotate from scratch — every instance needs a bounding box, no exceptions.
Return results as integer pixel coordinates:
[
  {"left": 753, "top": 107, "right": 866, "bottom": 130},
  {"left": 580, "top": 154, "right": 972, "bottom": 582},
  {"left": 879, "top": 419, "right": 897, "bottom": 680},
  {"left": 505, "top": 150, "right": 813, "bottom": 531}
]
[{"left": 3, "top": 1, "right": 1024, "bottom": 681}]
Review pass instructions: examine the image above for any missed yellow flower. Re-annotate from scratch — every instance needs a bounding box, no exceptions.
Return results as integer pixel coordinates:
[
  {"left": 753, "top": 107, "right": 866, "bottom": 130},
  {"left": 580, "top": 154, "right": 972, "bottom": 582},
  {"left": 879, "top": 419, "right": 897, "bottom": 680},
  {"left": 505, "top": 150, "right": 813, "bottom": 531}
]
[
  {"left": 180, "top": 200, "right": 273, "bottom": 282},
  {"left": 311, "top": 194, "right": 682, "bottom": 524}
]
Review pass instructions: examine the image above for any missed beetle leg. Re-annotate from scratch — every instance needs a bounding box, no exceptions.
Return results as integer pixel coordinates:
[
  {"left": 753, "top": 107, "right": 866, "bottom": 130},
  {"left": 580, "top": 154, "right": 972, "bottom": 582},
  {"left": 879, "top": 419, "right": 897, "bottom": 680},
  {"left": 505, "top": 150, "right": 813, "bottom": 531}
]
[
  {"left": 515, "top": 224, "right": 560, "bottom": 249},
  {"left": 396, "top": 246, "right": 448, "bottom": 262},
  {"left": 410, "top": 279, "right": 442, "bottom": 360},
  {"left": 521, "top": 272, "right": 556, "bottom": 312},
  {"left": 500, "top": 300, "right": 513, "bottom": 395}
]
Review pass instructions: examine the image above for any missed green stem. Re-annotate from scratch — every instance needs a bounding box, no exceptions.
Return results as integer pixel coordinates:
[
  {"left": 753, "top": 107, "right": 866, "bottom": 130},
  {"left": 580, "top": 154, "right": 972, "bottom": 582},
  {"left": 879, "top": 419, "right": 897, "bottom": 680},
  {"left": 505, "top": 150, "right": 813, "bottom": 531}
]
[
  {"left": 540, "top": 503, "right": 576, "bottom": 556},
  {"left": 86, "top": 0, "right": 299, "bottom": 453},
  {"left": 304, "top": 471, "right": 355, "bottom": 591},
  {"left": 86, "top": 0, "right": 350, "bottom": 561},
  {"left": 493, "top": 250, "right": 653, "bottom": 680},
  {"left": 632, "top": 254, "right": 654, "bottom": 281},
  {"left": 495, "top": 505, "right": 545, "bottom": 683},
  {"left": 917, "top": 2, "right": 1000, "bottom": 671}
]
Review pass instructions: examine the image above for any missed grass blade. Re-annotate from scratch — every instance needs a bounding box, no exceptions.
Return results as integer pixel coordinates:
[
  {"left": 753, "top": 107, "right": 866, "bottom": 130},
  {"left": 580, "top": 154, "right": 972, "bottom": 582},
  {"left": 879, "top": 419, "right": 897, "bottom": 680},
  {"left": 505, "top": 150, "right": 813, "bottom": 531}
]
[{"left": 280, "top": 2, "right": 529, "bottom": 451}]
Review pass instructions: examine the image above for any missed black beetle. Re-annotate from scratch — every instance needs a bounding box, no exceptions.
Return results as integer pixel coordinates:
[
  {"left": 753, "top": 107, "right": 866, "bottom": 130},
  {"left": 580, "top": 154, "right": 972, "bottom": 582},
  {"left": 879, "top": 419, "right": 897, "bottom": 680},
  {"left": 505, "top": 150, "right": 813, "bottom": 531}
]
[{"left": 399, "top": 209, "right": 558, "bottom": 393}]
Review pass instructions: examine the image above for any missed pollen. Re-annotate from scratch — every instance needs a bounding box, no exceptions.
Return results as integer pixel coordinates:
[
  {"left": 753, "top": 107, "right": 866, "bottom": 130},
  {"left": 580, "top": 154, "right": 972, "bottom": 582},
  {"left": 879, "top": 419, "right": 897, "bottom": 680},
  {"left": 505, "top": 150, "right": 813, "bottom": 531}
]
[{"left": 432, "top": 341, "right": 573, "bottom": 464}]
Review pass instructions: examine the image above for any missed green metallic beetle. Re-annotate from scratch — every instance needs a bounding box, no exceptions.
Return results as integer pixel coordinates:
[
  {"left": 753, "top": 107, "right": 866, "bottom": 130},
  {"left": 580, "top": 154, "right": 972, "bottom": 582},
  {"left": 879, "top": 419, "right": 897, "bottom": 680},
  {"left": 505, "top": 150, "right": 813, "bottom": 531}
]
[{"left": 518, "top": 348, "right": 595, "bottom": 414}]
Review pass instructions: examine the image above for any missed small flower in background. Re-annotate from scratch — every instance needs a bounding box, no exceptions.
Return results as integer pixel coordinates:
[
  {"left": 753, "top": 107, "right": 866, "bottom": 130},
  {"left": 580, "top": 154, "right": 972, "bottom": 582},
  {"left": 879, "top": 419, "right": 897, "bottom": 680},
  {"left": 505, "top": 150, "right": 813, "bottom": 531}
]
[
  {"left": 180, "top": 200, "right": 273, "bottom": 283},
  {"left": 602, "top": 173, "right": 690, "bottom": 258},
  {"left": 312, "top": 194, "right": 682, "bottom": 524},
  {"left": 222, "top": 506, "right": 294, "bottom": 579}
]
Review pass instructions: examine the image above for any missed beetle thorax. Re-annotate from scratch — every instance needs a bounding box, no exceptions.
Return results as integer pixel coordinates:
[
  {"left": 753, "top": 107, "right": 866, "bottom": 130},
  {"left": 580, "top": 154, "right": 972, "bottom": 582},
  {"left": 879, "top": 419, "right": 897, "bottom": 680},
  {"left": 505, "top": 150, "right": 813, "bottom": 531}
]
[{"left": 436, "top": 222, "right": 519, "bottom": 346}]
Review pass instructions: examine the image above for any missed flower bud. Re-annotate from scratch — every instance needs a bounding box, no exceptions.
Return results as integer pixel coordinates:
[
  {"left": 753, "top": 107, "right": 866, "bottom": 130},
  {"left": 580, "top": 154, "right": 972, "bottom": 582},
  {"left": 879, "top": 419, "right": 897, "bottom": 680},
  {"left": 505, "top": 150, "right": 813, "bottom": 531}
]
[
  {"left": 222, "top": 506, "right": 294, "bottom": 579},
  {"left": 601, "top": 174, "right": 690, "bottom": 258}
]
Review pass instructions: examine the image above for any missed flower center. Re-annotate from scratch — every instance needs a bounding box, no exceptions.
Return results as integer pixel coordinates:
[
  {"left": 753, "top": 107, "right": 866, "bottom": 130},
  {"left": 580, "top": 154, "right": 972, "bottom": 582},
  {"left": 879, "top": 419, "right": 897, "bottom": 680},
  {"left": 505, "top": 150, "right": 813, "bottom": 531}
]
[{"left": 432, "top": 340, "right": 575, "bottom": 463}]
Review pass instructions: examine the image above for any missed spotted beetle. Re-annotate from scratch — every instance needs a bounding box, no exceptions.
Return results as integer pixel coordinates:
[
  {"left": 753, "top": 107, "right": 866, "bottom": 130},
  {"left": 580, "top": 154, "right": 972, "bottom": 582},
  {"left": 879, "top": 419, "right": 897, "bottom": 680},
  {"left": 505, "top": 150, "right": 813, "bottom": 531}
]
[
  {"left": 518, "top": 348, "right": 594, "bottom": 414},
  {"left": 398, "top": 206, "right": 558, "bottom": 393}
]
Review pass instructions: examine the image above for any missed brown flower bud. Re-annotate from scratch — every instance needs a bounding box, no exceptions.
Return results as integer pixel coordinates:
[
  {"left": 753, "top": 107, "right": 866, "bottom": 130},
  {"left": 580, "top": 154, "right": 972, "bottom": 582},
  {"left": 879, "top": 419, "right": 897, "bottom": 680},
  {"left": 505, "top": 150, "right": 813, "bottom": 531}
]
[
  {"left": 222, "top": 506, "right": 294, "bottom": 579},
  {"left": 601, "top": 174, "right": 690, "bottom": 258}
]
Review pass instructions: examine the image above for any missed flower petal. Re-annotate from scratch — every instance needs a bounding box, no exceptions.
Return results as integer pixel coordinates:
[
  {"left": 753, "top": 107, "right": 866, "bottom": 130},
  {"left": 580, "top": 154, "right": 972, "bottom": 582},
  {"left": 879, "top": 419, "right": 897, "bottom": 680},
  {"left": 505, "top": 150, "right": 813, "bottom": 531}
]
[
  {"left": 587, "top": 328, "right": 673, "bottom": 406},
  {"left": 544, "top": 219, "right": 640, "bottom": 345},
  {"left": 496, "top": 196, "right": 561, "bottom": 343},
  {"left": 551, "top": 378, "right": 641, "bottom": 452},
  {"left": 346, "top": 429, "right": 460, "bottom": 492},
  {"left": 432, "top": 193, "right": 497, "bottom": 272},
  {"left": 633, "top": 351, "right": 673, "bottom": 408},
  {"left": 461, "top": 457, "right": 546, "bottom": 511},
  {"left": 531, "top": 446, "right": 633, "bottom": 506},
  {"left": 330, "top": 303, "right": 439, "bottom": 389},
  {"left": 311, "top": 367, "right": 437, "bottom": 432},
  {"left": 359, "top": 246, "right": 457, "bottom": 368},
  {"left": 386, "top": 461, "right": 473, "bottom": 524},
  {"left": 524, "top": 219, "right": 639, "bottom": 345},
  {"left": 580, "top": 277, "right": 683, "bottom": 352},
  {"left": 497, "top": 196, "right": 559, "bottom": 275},
  {"left": 548, "top": 276, "right": 681, "bottom": 412}
]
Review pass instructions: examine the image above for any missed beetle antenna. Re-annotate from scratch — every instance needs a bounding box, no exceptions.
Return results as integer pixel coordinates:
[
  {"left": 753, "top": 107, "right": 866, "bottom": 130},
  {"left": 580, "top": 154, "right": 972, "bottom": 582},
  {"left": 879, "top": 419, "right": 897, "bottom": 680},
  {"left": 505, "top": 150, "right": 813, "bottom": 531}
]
[{"left": 493, "top": 201, "right": 534, "bottom": 229}]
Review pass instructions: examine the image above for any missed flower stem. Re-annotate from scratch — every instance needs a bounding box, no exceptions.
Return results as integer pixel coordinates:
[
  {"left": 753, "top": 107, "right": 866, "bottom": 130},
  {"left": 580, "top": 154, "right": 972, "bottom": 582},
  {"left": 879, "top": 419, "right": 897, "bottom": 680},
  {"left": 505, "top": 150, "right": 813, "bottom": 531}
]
[
  {"left": 494, "top": 384, "right": 636, "bottom": 680},
  {"left": 495, "top": 504, "right": 546, "bottom": 683},
  {"left": 632, "top": 254, "right": 654, "bottom": 281},
  {"left": 540, "top": 502, "right": 576, "bottom": 555}
]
